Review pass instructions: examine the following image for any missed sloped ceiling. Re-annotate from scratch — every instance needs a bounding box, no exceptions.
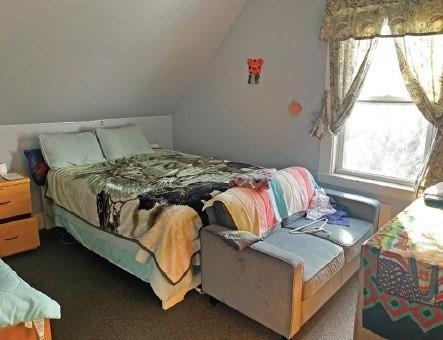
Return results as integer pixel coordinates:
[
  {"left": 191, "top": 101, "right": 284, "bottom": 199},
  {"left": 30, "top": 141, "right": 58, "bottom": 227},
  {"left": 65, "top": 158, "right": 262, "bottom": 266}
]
[{"left": 0, "top": 0, "right": 247, "bottom": 124}]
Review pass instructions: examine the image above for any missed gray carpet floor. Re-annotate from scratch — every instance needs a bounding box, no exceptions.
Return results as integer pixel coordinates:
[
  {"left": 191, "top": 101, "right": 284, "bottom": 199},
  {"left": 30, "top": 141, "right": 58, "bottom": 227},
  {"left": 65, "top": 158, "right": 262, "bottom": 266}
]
[{"left": 4, "top": 229, "right": 358, "bottom": 340}]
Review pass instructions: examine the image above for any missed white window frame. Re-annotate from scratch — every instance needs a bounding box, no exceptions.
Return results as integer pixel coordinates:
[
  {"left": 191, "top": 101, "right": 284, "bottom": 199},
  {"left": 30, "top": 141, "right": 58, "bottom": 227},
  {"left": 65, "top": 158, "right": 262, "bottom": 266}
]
[
  {"left": 318, "top": 134, "right": 417, "bottom": 202},
  {"left": 334, "top": 96, "right": 435, "bottom": 188},
  {"left": 317, "top": 41, "right": 432, "bottom": 202}
]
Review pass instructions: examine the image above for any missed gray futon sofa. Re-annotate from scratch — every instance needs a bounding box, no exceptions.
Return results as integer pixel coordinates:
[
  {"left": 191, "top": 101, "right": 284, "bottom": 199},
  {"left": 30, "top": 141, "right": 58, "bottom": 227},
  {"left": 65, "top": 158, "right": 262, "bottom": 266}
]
[{"left": 201, "top": 189, "right": 380, "bottom": 339}]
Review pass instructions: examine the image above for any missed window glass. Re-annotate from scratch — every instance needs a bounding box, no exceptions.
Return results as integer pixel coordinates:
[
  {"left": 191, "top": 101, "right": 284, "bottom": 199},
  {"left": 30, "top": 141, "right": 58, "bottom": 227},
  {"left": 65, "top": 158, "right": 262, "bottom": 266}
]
[
  {"left": 339, "top": 38, "right": 431, "bottom": 183},
  {"left": 359, "top": 38, "right": 410, "bottom": 100},
  {"left": 341, "top": 102, "right": 429, "bottom": 180}
]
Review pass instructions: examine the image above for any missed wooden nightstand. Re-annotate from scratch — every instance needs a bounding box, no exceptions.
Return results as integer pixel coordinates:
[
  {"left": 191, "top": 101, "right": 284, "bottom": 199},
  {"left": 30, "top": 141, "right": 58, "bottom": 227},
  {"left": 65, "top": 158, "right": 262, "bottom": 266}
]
[{"left": 0, "top": 175, "right": 40, "bottom": 257}]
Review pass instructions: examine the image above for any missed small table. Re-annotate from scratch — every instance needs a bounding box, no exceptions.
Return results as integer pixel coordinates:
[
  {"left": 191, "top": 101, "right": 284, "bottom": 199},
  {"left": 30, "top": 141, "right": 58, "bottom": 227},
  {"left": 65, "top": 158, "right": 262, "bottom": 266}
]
[
  {"left": 355, "top": 198, "right": 443, "bottom": 340},
  {"left": 0, "top": 175, "right": 40, "bottom": 257}
]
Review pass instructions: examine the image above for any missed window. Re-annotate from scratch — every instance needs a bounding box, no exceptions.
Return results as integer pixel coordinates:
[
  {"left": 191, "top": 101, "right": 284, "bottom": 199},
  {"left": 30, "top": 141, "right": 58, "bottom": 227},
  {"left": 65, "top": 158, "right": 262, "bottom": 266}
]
[{"left": 335, "top": 38, "right": 434, "bottom": 186}]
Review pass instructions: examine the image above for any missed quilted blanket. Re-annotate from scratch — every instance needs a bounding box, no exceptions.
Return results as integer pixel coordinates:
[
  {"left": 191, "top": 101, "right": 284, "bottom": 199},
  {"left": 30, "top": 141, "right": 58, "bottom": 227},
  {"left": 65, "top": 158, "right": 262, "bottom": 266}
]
[
  {"left": 362, "top": 198, "right": 443, "bottom": 339},
  {"left": 204, "top": 166, "right": 319, "bottom": 237},
  {"left": 46, "top": 149, "right": 258, "bottom": 284}
]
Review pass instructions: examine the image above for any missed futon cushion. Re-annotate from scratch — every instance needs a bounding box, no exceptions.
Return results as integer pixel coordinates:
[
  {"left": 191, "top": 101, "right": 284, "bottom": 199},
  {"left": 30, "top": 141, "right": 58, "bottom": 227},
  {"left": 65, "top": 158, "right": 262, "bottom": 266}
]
[
  {"left": 39, "top": 132, "right": 105, "bottom": 168},
  {"left": 263, "top": 230, "right": 345, "bottom": 300},
  {"left": 284, "top": 217, "right": 373, "bottom": 262},
  {"left": 0, "top": 260, "right": 60, "bottom": 327},
  {"left": 207, "top": 201, "right": 238, "bottom": 230},
  {"left": 96, "top": 125, "right": 154, "bottom": 161}
]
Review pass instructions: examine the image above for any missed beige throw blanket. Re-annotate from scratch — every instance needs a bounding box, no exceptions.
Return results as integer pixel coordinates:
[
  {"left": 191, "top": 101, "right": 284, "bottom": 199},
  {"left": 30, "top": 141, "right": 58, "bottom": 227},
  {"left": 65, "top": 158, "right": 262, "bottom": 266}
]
[{"left": 135, "top": 205, "right": 202, "bottom": 284}]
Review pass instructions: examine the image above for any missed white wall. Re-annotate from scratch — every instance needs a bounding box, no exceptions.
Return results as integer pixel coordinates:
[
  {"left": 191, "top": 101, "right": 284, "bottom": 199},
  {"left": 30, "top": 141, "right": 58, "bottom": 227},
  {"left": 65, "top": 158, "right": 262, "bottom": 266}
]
[
  {"left": 0, "top": 0, "right": 247, "bottom": 125},
  {"left": 0, "top": 115, "right": 172, "bottom": 219},
  {"left": 172, "top": 0, "right": 413, "bottom": 218},
  {"left": 173, "top": 0, "right": 326, "bottom": 173}
]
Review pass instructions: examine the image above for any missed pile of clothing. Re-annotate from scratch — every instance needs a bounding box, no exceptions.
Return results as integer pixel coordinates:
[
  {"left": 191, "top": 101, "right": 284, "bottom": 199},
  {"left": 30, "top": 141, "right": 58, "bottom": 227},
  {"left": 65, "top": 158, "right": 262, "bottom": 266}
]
[{"left": 204, "top": 166, "right": 348, "bottom": 237}]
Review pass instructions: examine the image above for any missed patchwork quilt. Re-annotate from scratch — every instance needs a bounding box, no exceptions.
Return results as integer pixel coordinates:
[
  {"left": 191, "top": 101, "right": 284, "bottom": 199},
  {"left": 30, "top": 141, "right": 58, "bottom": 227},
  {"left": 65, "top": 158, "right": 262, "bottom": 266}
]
[
  {"left": 47, "top": 149, "right": 258, "bottom": 285},
  {"left": 362, "top": 198, "right": 443, "bottom": 339},
  {"left": 204, "top": 166, "right": 321, "bottom": 237}
]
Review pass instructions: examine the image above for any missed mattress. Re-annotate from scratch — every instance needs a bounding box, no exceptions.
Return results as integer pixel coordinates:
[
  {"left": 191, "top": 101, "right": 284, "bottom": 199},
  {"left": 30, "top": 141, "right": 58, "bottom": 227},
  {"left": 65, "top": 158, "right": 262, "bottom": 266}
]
[
  {"left": 52, "top": 204, "right": 201, "bottom": 310},
  {"left": 46, "top": 148, "right": 258, "bottom": 286}
]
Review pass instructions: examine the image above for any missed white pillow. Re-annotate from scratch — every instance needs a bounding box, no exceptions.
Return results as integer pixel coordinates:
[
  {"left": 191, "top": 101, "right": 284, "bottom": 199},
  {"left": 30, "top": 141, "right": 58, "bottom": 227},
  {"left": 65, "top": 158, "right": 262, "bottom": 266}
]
[
  {"left": 95, "top": 125, "right": 154, "bottom": 161},
  {"left": 39, "top": 132, "right": 106, "bottom": 168}
]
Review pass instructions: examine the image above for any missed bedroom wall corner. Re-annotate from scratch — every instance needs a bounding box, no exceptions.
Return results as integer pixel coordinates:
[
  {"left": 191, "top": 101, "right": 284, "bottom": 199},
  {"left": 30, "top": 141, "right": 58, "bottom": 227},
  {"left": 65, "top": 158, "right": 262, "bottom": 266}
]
[{"left": 172, "top": 0, "right": 326, "bottom": 173}]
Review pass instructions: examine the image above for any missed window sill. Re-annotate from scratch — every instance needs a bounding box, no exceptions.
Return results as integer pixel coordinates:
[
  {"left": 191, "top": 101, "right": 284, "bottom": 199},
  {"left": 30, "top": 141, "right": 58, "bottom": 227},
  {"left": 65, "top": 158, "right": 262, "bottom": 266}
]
[{"left": 317, "top": 172, "right": 416, "bottom": 202}]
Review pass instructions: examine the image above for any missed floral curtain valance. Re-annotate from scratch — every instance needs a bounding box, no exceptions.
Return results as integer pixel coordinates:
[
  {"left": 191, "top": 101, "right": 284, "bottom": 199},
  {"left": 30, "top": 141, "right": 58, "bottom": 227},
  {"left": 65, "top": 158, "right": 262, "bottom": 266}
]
[{"left": 320, "top": 0, "right": 443, "bottom": 42}]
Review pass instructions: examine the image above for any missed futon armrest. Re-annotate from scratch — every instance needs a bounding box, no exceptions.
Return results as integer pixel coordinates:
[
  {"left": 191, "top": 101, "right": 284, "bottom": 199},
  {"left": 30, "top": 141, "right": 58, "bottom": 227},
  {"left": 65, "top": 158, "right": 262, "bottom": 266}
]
[
  {"left": 201, "top": 224, "right": 304, "bottom": 338},
  {"left": 324, "top": 188, "right": 380, "bottom": 231}
]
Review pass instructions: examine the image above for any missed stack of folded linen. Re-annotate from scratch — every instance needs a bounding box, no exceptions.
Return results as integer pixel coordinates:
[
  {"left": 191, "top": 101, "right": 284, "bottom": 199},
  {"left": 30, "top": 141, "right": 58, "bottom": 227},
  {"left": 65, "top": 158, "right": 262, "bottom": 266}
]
[{"left": 423, "top": 182, "right": 443, "bottom": 208}]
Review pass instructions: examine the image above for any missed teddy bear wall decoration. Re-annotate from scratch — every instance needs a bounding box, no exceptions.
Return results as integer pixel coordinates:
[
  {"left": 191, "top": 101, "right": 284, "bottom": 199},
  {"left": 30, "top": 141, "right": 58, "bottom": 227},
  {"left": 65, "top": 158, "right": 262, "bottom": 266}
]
[{"left": 247, "top": 58, "right": 264, "bottom": 85}]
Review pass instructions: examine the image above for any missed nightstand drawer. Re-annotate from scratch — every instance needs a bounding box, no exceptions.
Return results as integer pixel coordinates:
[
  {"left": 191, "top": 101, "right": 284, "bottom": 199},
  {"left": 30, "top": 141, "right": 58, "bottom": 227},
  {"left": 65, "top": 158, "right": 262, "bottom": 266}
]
[
  {"left": 0, "top": 217, "right": 39, "bottom": 257},
  {"left": 0, "top": 183, "right": 32, "bottom": 219}
]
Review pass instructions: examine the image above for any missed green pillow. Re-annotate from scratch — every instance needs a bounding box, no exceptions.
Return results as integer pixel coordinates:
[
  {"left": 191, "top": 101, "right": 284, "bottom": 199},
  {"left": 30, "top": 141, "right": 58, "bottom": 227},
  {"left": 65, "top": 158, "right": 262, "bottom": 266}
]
[
  {"left": 96, "top": 125, "right": 154, "bottom": 161},
  {"left": 0, "top": 260, "right": 61, "bottom": 327},
  {"left": 39, "top": 132, "right": 106, "bottom": 168}
]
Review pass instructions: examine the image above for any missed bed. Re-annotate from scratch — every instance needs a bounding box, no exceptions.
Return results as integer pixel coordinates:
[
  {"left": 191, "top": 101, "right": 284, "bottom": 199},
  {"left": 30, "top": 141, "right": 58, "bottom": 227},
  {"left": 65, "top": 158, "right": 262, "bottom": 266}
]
[{"left": 44, "top": 148, "right": 258, "bottom": 309}]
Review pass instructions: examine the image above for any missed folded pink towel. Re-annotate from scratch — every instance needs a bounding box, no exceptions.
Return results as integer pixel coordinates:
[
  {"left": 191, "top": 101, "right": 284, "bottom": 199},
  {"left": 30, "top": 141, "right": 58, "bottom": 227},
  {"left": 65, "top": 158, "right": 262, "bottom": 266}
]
[{"left": 204, "top": 187, "right": 278, "bottom": 237}]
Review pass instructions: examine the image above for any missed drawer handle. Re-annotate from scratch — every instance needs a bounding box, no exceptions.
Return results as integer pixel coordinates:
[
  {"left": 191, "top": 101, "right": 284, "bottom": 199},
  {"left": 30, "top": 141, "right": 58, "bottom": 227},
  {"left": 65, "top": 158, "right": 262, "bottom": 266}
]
[
  {"left": 0, "top": 201, "right": 11, "bottom": 206},
  {"left": 4, "top": 236, "right": 18, "bottom": 241}
]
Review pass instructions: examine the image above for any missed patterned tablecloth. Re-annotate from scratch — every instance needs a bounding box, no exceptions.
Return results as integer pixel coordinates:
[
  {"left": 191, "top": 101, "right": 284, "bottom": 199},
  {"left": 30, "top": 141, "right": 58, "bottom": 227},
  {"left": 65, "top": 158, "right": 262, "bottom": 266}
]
[{"left": 362, "top": 198, "right": 443, "bottom": 339}]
